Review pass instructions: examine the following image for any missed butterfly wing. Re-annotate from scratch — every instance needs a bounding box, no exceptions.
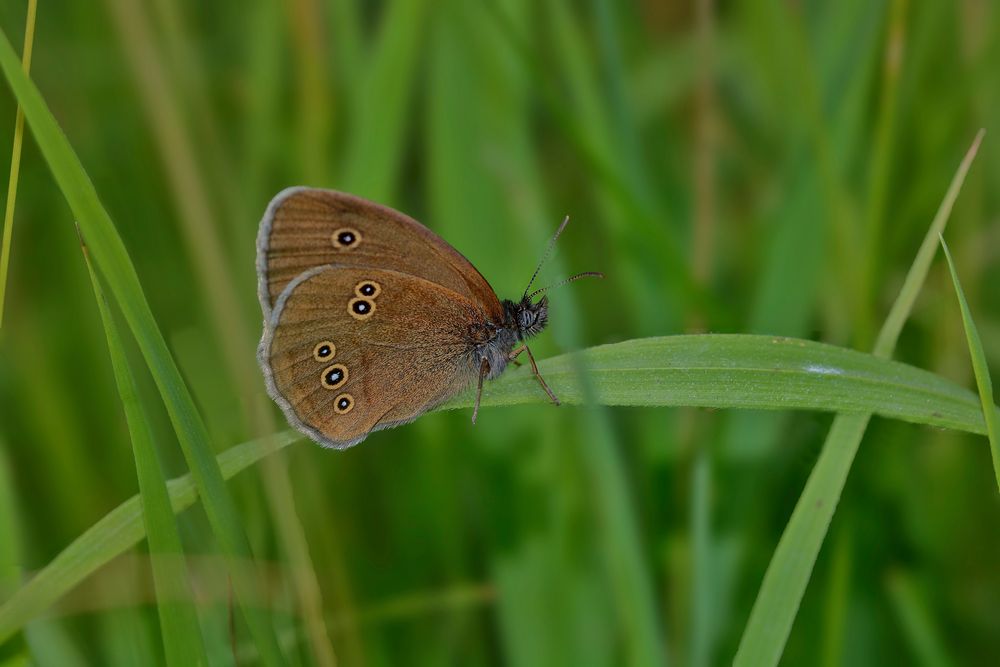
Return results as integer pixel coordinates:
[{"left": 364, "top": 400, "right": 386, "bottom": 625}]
[
  {"left": 259, "top": 264, "right": 492, "bottom": 448},
  {"left": 256, "top": 187, "right": 503, "bottom": 321}
]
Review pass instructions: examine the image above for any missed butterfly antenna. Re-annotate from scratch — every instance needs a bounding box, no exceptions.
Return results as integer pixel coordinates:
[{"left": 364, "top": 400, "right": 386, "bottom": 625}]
[
  {"left": 527, "top": 271, "right": 604, "bottom": 300},
  {"left": 523, "top": 215, "right": 571, "bottom": 298}
]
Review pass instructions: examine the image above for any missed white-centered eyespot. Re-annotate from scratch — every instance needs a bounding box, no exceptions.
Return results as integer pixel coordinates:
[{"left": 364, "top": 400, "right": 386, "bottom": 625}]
[
  {"left": 331, "top": 227, "right": 362, "bottom": 249},
  {"left": 313, "top": 341, "right": 336, "bottom": 362},
  {"left": 333, "top": 393, "right": 355, "bottom": 414},
  {"left": 354, "top": 280, "right": 381, "bottom": 299},
  {"left": 320, "top": 364, "right": 349, "bottom": 390},
  {"left": 348, "top": 297, "right": 375, "bottom": 320}
]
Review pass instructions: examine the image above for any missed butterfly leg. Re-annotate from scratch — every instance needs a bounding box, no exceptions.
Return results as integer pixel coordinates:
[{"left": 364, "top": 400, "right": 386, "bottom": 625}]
[
  {"left": 511, "top": 344, "right": 560, "bottom": 406},
  {"left": 472, "top": 357, "right": 490, "bottom": 424}
]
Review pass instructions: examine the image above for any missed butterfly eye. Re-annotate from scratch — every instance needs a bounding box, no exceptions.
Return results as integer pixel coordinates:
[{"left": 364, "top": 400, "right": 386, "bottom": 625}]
[
  {"left": 320, "top": 364, "right": 349, "bottom": 390},
  {"left": 332, "top": 227, "right": 362, "bottom": 249},
  {"left": 333, "top": 393, "right": 355, "bottom": 414},
  {"left": 354, "top": 280, "right": 381, "bottom": 298},
  {"left": 313, "top": 341, "right": 336, "bottom": 361},
  {"left": 348, "top": 297, "right": 376, "bottom": 320}
]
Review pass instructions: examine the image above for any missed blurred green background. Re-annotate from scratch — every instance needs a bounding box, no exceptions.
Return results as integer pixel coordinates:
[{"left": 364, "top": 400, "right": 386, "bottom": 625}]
[{"left": 1, "top": 0, "right": 998, "bottom": 665}]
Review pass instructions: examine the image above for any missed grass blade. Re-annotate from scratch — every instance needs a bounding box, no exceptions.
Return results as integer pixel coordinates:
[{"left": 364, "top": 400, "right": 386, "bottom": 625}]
[
  {"left": 0, "top": 25, "right": 285, "bottom": 665},
  {"left": 285, "top": 0, "right": 333, "bottom": 183},
  {"left": 886, "top": 570, "right": 955, "bottom": 667},
  {"left": 340, "top": 0, "right": 429, "bottom": 200},
  {"left": 734, "top": 131, "right": 985, "bottom": 666},
  {"left": 0, "top": 432, "right": 301, "bottom": 644},
  {"left": 444, "top": 334, "right": 998, "bottom": 434},
  {"left": 430, "top": 6, "right": 665, "bottom": 663},
  {"left": 940, "top": 236, "right": 1000, "bottom": 492},
  {"left": 2, "top": 324, "right": 999, "bottom": 640},
  {"left": 105, "top": 4, "right": 336, "bottom": 662},
  {"left": 874, "top": 130, "right": 986, "bottom": 357},
  {"left": 0, "top": 0, "right": 36, "bottom": 329},
  {"left": 0, "top": 438, "right": 22, "bottom": 600},
  {"left": 79, "top": 236, "right": 209, "bottom": 666}
]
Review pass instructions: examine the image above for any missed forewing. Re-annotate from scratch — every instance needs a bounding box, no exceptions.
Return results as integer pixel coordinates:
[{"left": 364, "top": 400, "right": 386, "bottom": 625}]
[
  {"left": 259, "top": 265, "right": 486, "bottom": 448},
  {"left": 256, "top": 187, "right": 503, "bottom": 320}
]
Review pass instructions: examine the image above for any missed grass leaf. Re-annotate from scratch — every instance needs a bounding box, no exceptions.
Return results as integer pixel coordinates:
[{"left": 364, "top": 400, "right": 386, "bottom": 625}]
[
  {"left": 0, "top": 25, "right": 285, "bottom": 665},
  {"left": 0, "top": 0, "right": 36, "bottom": 328},
  {"left": 444, "top": 335, "right": 997, "bottom": 434},
  {"left": 0, "top": 432, "right": 300, "bottom": 645},
  {"left": 80, "top": 237, "right": 208, "bottom": 666},
  {"left": 3, "top": 324, "right": 999, "bottom": 640},
  {"left": 340, "top": 0, "right": 430, "bottom": 200},
  {"left": 939, "top": 235, "right": 1000, "bottom": 492},
  {"left": 734, "top": 130, "right": 985, "bottom": 666}
]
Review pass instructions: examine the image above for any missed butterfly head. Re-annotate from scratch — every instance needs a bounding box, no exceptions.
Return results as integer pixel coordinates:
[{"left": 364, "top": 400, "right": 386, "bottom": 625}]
[{"left": 504, "top": 296, "right": 549, "bottom": 340}]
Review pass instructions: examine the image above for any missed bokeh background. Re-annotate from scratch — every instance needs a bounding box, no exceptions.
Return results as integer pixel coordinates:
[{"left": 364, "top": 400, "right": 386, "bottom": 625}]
[{"left": 1, "top": 0, "right": 999, "bottom": 665}]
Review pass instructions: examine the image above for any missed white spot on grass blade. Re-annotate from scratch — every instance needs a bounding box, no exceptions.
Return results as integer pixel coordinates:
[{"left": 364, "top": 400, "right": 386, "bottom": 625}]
[{"left": 803, "top": 364, "right": 844, "bottom": 376}]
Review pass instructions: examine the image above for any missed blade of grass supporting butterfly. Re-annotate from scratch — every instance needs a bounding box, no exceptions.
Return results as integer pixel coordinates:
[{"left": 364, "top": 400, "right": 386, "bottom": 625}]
[
  {"left": 733, "top": 130, "right": 985, "bottom": 667},
  {"left": 0, "top": 432, "right": 300, "bottom": 645},
  {"left": 940, "top": 236, "right": 1000, "bottom": 492},
  {"left": 0, "top": 0, "right": 36, "bottom": 329},
  {"left": 0, "top": 27, "right": 285, "bottom": 666},
  {"left": 2, "top": 323, "right": 1000, "bottom": 639},
  {"left": 79, "top": 235, "right": 209, "bottom": 667},
  {"left": 445, "top": 334, "right": 996, "bottom": 434}
]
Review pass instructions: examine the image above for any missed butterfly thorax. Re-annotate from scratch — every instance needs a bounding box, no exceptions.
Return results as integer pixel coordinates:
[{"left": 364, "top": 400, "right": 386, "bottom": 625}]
[{"left": 469, "top": 296, "right": 548, "bottom": 381}]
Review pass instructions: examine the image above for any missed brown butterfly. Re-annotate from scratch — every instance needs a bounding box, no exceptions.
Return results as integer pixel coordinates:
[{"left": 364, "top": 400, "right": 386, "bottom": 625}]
[{"left": 256, "top": 188, "right": 600, "bottom": 449}]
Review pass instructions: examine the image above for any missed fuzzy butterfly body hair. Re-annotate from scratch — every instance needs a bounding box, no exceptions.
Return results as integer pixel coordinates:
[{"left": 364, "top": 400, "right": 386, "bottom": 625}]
[{"left": 257, "top": 187, "right": 600, "bottom": 448}]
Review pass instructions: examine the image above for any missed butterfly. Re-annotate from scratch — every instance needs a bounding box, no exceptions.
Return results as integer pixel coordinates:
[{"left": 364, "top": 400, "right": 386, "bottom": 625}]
[{"left": 256, "top": 187, "right": 600, "bottom": 449}]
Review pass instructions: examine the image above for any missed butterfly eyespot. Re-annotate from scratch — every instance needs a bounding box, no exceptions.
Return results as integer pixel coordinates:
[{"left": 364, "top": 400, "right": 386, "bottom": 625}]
[
  {"left": 312, "top": 341, "right": 336, "bottom": 361},
  {"left": 333, "top": 393, "right": 355, "bottom": 414},
  {"left": 354, "top": 280, "right": 381, "bottom": 298},
  {"left": 320, "top": 364, "right": 349, "bottom": 390},
  {"left": 331, "top": 227, "right": 362, "bottom": 249},
  {"left": 348, "top": 297, "right": 376, "bottom": 320}
]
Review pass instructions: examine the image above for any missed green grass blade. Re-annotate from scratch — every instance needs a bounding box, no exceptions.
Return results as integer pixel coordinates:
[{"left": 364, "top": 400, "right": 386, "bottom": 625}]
[
  {"left": 886, "top": 570, "right": 955, "bottom": 667},
  {"left": 0, "top": 0, "right": 36, "bottom": 329},
  {"left": 429, "top": 5, "right": 665, "bottom": 662},
  {"left": 737, "top": 413, "right": 871, "bottom": 666},
  {"left": 444, "top": 335, "right": 997, "bottom": 434},
  {"left": 875, "top": 130, "right": 986, "bottom": 357},
  {"left": 0, "top": 26, "right": 285, "bottom": 666},
  {"left": 859, "top": 0, "right": 908, "bottom": 345},
  {"left": 940, "top": 236, "right": 1000, "bottom": 492},
  {"left": 734, "top": 131, "right": 985, "bottom": 666},
  {"left": 1, "top": 327, "right": 998, "bottom": 642},
  {"left": 285, "top": 0, "right": 333, "bottom": 183},
  {"left": 329, "top": 0, "right": 364, "bottom": 93},
  {"left": 0, "top": 438, "right": 22, "bottom": 599},
  {"left": 0, "top": 432, "right": 301, "bottom": 644},
  {"left": 340, "top": 0, "right": 429, "bottom": 200},
  {"left": 80, "top": 238, "right": 208, "bottom": 667}
]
